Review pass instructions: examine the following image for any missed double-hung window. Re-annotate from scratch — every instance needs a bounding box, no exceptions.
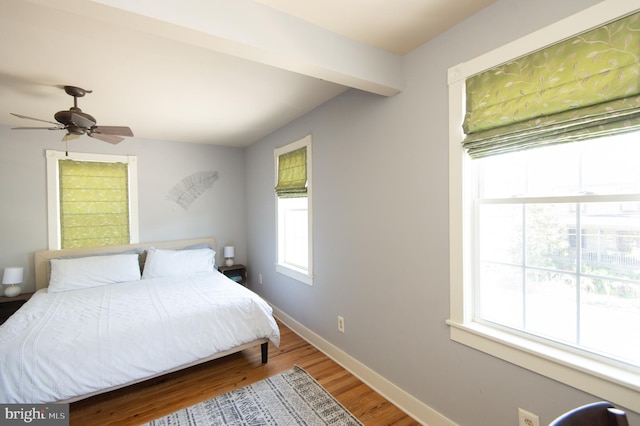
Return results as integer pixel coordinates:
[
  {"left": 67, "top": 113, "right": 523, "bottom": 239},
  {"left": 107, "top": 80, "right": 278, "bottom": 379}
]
[
  {"left": 448, "top": 2, "right": 640, "bottom": 411},
  {"left": 46, "top": 150, "right": 139, "bottom": 249},
  {"left": 274, "top": 135, "right": 313, "bottom": 285}
]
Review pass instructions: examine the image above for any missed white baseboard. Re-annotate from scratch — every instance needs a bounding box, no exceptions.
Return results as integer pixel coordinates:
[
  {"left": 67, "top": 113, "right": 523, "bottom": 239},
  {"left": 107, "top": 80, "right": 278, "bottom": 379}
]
[{"left": 271, "top": 306, "right": 458, "bottom": 426}]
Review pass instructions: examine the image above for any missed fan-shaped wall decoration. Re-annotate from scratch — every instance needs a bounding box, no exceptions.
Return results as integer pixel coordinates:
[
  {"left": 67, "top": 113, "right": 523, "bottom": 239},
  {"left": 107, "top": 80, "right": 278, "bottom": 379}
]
[{"left": 167, "top": 171, "right": 219, "bottom": 210}]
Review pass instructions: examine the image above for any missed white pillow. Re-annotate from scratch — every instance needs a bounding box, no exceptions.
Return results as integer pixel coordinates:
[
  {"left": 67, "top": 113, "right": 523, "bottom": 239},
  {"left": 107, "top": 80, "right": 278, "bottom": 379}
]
[
  {"left": 49, "top": 253, "right": 141, "bottom": 293},
  {"left": 142, "top": 247, "right": 216, "bottom": 279}
]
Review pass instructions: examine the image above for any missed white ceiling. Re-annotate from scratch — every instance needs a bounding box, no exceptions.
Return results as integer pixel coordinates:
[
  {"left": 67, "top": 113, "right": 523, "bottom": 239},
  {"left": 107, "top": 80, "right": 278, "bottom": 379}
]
[{"left": 0, "top": 0, "right": 495, "bottom": 147}]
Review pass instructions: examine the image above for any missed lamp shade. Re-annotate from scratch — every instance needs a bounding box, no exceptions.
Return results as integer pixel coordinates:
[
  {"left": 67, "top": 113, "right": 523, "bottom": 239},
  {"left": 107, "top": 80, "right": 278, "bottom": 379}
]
[
  {"left": 2, "top": 267, "right": 23, "bottom": 285},
  {"left": 223, "top": 246, "right": 235, "bottom": 258}
]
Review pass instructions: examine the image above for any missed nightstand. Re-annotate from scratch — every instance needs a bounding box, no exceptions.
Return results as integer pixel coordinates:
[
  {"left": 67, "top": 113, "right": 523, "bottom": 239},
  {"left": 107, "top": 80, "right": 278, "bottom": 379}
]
[
  {"left": 218, "top": 264, "right": 247, "bottom": 286},
  {"left": 0, "top": 292, "right": 33, "bottom": 325}
]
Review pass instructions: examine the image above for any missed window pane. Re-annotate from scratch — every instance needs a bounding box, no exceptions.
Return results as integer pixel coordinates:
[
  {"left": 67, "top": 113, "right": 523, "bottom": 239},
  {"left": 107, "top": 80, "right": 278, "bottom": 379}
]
[
  {"left": 580, "top": 277, "right": 640, "bottom": 365},
  {"left": 480, "top": 132, "right": 640, "bottom": 198},
  {"left": 279, "top": 197, "right": 308, "bottom": 270},
  {"left": 478, "top": 263, "right": 523, "bottom": 329},
  {"left": 526, "top": 144, "right": 580, "bottom": 196},
  {"left": 476, "top": 130, "right": 640, "bottom": 367},
  {"left": 580, "top": 202, "right": 640, "bottom": 280},
  {"left": 283, "top": 200, "right": 308, "bottom": 269},
  {"left": 479, "top": 153, "right": 527, "bottom": 198},
  {"left": 579, "top": 201, "right": 640, "bottom": 365},
  {"left": 580, "top": 136, "right": 640, "bottom": 195},
  {"left": 479, "top": 204, "right": 522, "bottom": 265},
  {"left": 525, "top": 270, "right": 577, "bottom": 344},
  {"left": 525, "top": 204, "right": 575, "bottom": 272}
]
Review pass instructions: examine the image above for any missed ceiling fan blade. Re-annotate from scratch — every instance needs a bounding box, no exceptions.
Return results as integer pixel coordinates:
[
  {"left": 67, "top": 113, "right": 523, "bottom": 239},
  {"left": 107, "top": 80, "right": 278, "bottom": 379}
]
[
  {"left": 11, "top": 113, "right": 60, "bottom": 126},
  {"left": 70, "top": 112, "right": 96, "bottom": 128},
  {"left": 89, "top": 132, "right": 124, "bottom": 144},
  {"left": 12, "top": 126, "right": 61, "bottom": 130},
  {"left": 92, "top": 126, "right": 134, "bottom": 137}
]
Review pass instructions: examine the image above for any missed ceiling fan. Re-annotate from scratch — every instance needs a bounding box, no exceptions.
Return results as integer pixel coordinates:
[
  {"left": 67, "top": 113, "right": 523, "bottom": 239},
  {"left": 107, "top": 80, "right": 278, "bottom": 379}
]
[{"left": 11, "top": 85, "right": 134, "bottom": 144}]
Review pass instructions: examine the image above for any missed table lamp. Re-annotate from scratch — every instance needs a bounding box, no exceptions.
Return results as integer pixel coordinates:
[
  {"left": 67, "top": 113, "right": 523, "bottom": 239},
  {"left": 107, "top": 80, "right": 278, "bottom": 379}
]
[
  {"left": 223, "top": 246, "right": 235, "bottom": 267},
  {"left": 3, "top": 267, "right": 23, "bottom": 297}
]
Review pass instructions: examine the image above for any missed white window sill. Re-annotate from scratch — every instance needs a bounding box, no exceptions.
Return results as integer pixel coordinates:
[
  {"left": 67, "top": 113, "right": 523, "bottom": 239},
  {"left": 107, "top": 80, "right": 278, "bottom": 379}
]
[
  {"left": 276, "top": 263, "right": 313, "bottom": 286},
  {"left": 446, "top": 319, "right": 640, "bottom": 413}
]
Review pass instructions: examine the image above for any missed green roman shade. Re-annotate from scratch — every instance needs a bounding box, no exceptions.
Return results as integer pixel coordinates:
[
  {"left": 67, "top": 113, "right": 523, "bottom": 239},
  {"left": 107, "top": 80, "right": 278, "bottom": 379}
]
[
  {"left": 275, "top": 147, "right": 307, "bottom": 198},
  {"left": 463, "top": 11, "right": 640, "bottom": 158},
  {"left": 59, "top": 160, "right": 130, "bottom": 248}
]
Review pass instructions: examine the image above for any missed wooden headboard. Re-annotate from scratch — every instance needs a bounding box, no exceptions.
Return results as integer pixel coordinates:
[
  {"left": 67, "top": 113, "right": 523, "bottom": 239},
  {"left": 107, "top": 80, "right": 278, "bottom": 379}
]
[{"left": 34, "top": 237, "right": 216, "bottom": 291}]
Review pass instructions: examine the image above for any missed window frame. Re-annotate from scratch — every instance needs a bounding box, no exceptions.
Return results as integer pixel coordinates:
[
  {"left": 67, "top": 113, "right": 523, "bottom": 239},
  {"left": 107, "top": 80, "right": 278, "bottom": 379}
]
[
  {"left": 274, "top": 135, "right": 314, "bottom": 285},
  {"left": 447, "top": 0, "right": 640, "bottom": 412},
  {"left": 45, "top": 150, "right": 139, "bottom": 250}
]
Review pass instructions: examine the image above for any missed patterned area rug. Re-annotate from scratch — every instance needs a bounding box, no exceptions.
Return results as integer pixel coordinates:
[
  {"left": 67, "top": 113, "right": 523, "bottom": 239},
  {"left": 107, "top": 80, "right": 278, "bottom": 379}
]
[{"left": 143, "top": 366, "right": 363, "bottom": 425}]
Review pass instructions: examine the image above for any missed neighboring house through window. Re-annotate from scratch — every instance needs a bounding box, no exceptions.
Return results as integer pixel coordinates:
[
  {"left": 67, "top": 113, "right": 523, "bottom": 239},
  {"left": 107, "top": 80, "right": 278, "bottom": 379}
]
[
  {"left": 46, "top": 150, "right": 139, "bottom": 249},
  {"left": 274, "top": 135, "right": 313, "bottom": 285},
  {"left": 448, "top": 2, "right": 640, "bottom": 412}
]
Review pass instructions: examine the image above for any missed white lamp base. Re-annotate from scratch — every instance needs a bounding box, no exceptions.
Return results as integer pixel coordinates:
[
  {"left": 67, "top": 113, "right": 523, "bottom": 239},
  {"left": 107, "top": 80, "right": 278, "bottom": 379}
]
[
  {"left": 225, "top": 258, "right": 234, "bottom": 267},
  {"left": 4, "top": 285, "right": 21, "bottom": 298}
]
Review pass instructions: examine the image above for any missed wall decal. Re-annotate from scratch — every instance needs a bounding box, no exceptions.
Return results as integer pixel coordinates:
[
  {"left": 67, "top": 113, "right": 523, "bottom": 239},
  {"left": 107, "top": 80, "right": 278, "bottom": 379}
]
[{"left": 167, "top": 170, "right": 219, "bottom": 210}]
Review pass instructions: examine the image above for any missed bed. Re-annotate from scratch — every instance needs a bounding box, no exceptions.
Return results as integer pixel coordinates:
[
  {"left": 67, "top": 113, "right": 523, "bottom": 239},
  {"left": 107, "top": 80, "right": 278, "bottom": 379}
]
[{"left": 0, "top": 237, "right": 280, "bottom": 404}]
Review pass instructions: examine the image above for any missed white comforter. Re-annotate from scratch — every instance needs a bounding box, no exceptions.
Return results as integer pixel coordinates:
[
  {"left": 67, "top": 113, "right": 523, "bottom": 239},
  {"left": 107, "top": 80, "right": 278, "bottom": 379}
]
[{"left": 0, "top": 271, "right": 280, "bottom": 403}]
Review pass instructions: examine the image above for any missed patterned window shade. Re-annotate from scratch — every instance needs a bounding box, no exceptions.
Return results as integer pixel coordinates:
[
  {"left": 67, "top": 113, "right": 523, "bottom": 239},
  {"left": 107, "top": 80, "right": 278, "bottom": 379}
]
[
  {"left": 275, "top": 147, "right": 307, "bottom": 198},
  {"left": 59, "top": 160, "right": 130, "bottom": 248},
  {"left": 463, "top": 11, "right": 640, "bottom": 158}
]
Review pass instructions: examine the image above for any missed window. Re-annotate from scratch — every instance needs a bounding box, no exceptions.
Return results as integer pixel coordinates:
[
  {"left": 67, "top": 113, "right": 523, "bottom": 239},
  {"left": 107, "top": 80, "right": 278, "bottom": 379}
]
[
  {"left": 274, "top": 135, "right": 313, "bottom": 285},
  {"left": 477, "top": 133, "right": 640, "bottom": 365},
  {"left": 46, "top": 150, "right": 139, "bottom": 249},
  {"left": 448, "top": 1, "right": 640, "bottom": 412}
]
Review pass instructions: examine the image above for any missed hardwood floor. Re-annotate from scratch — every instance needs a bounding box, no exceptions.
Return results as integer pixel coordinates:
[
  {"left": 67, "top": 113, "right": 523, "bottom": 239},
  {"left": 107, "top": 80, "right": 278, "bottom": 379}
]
[{"left": 70, "top": 320, "right": 419, "bottom": 425}]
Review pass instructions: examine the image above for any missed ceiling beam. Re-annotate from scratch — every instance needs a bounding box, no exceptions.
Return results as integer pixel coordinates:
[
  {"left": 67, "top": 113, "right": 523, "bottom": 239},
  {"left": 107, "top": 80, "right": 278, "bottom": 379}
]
[{"left": 29, "top": 0, "right": 404, "bottom": 96}]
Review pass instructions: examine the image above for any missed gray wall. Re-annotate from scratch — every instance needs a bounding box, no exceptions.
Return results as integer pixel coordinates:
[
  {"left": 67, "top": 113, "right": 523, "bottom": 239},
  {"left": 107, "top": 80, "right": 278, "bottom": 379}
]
[
  {"left": 0, "top": 126, "right": 246, "bottom": 292},
  {"left": 245, "top": 0, "right": 640, "bottom": 425}
]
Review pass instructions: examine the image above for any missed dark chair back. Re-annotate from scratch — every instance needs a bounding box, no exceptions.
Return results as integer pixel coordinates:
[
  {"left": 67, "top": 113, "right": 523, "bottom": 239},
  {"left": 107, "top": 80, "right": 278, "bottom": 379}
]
[{"left": 549, "top": 401, "right": 629, "bottom": 426}]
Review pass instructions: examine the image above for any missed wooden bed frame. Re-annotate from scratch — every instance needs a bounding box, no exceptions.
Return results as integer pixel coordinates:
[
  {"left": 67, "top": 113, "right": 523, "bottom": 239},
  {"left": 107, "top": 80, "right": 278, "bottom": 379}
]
[{"left": 33, "top": 237, "right": 269, "bottom": 403}]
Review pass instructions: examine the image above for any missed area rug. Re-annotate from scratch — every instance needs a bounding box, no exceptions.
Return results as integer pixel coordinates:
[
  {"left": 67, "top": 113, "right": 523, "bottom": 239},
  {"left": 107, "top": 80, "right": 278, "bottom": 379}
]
[{"left": 143, "top": 365, "right": 363, "bottom": 425}]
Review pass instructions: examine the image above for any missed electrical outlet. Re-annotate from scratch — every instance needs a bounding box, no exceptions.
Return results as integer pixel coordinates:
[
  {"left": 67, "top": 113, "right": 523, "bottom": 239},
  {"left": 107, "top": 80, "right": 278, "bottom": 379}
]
[
  {"left": 337, "top": 316, "right": 345, "bottom": 333},
  {"left": 258, "top": 273, "right": 263, "bottom": 284},
  {"left": 518, "top": 408, "right": 540, "bottom": 426}
]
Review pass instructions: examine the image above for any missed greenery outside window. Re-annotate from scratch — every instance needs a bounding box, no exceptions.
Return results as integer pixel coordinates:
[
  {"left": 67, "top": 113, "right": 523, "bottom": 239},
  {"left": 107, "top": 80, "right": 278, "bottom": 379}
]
[
  {"left": 274, "top": 135, "right": 313, "bottom": 285},
  {"left": 46, "top": 150, "right": 139, "bottom": 249},
  {"left": 448, "top": 1, "right": 640, "bottom": 412}
]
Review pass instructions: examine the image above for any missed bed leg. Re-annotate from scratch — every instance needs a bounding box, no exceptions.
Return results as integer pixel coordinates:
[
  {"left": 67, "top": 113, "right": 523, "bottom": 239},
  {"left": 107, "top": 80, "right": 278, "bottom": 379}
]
[{"left": 261, "top": 342, "right": 268, "bottom": 363}]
